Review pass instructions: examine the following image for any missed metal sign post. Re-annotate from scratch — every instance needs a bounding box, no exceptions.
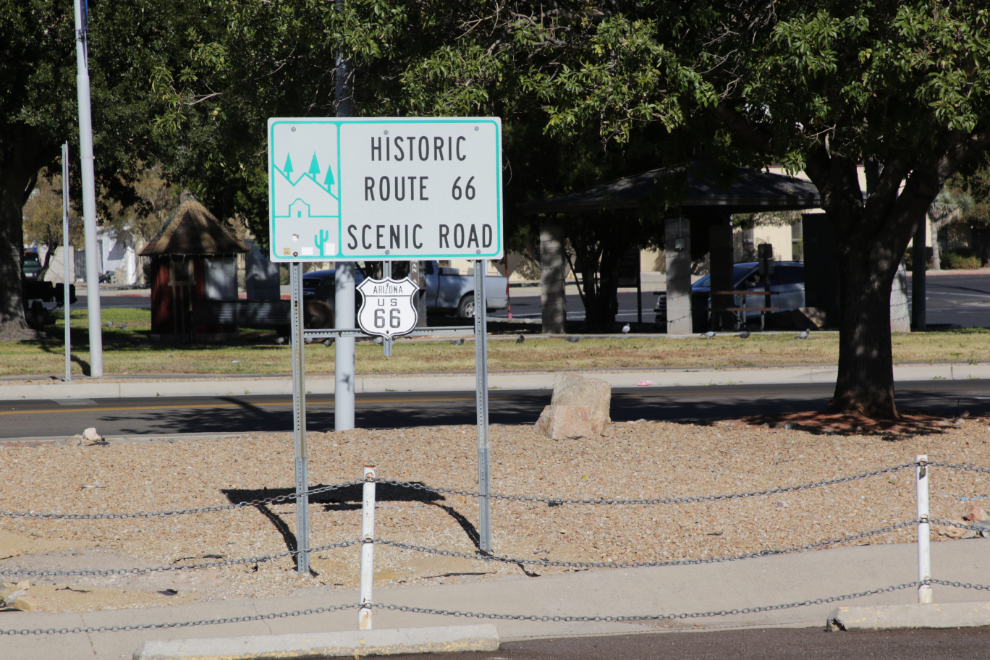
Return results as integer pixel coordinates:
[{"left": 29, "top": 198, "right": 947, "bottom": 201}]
[
  {"left": 474, "top": 260, "right": 492, "bottom": 552},
  {"left": 289, "top": 262, "right": 310, "bottom": 575},
  {"left": 61, "top": 143, "right": 71, "bottom": 383}
]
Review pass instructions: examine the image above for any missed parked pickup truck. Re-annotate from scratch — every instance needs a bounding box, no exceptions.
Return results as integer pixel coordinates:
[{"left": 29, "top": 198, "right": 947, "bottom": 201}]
[{"left": 302, "top": 260, "right": 508, "bottom": 320}]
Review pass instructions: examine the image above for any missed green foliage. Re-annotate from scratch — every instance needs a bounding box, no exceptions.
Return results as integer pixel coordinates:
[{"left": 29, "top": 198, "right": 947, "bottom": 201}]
[{"left": 940, "top": 248, "right": 983, "bottom": 270}]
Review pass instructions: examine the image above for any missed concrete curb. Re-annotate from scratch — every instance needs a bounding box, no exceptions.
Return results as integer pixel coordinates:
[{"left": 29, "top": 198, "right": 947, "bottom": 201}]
[
  {"left": 4, "top": 363, "right": 990, "bottom": 401},
  {"left": 132, "top": 624, "right": 499, "bottom": 659},
  {"left": 827, "top": 601, "right": 990, "bottom": 631}
]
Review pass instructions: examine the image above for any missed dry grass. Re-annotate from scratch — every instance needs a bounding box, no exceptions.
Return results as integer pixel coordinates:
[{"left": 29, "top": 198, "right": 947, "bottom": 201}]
[{"left": 1, "top": 309, "right": 990, "bottom": 378}]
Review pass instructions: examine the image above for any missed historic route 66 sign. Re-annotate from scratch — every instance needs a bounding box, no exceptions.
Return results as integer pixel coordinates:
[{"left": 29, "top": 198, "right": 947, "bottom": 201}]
[{"left": 356, "top": 277, "right": 419, "bottom": 338}]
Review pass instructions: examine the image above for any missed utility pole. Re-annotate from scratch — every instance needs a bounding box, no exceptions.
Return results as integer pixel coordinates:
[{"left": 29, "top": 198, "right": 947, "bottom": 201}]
[
  {"left": 334, "top": 0, "right": 355, "bottom": 430},
  {"left": 73, "top": 0, "right": 103, "bottom": 377}
]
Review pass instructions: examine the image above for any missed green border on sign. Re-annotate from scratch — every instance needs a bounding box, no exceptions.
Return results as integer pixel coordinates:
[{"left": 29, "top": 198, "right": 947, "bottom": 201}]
[{"left": 268, "top": 118, "right": 502, "bottom": 262}]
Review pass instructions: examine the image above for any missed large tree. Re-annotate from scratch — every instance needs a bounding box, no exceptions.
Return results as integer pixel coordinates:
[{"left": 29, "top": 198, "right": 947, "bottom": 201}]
[
  {"left": 0, "top": 0, "right": 224, "bottom": 339},
  {"left": 544, "top": 1, "right": 990, "bottom": 418}
]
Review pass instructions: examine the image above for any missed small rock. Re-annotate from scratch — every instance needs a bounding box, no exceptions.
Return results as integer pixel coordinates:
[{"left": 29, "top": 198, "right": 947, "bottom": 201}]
[
  {"left": 783, "top": 422, "right": 799, "bottom": 431},
  {"left": 776, "top": 501, "right": 788, "bottom": 509},
  {"left": 964, "top": 505, "right": 989, "bottom": 522},
  {"left": 82, "top": 428, "right": 102, "bottom": 442},
  {"left": 11, "top": 597, "right": 39, "bottom": 612}
]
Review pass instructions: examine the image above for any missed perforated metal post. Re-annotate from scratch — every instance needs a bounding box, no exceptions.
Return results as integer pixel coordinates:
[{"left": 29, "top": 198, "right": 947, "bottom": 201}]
[
  {"left": 474, "top": 260, "right": 492, "bottom": 552},
  {"left": 383, "top": 262, "right": 393, "bottom": 357},
  {"left": 917, "top": 454, "right": 932, "bottom": 603},
  {"left": 359, "top": 465, "right": 376, "bottom": 629},
  {"left": 61, "top": 143, "right": 72, "bottom": 383},
  {"left": 290, "top": 262, "right": 310, "bottom": 575}
]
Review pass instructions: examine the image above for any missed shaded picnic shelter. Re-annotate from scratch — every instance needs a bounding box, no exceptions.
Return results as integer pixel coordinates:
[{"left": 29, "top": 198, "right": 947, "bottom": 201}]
[
  {"left": 521, "top": 163, "right": 828, "bottom": 334},
  {"left": 139, "top": 199, "right": 248, "bottom": 342}
]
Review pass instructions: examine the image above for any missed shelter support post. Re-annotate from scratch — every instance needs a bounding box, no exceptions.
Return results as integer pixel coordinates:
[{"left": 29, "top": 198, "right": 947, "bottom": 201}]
[
  {"left": 540, "top": 226, "right": 566, "bottom": 334},
  {"left": 665, "top": 217, "right": 692, "bottom": 335}
]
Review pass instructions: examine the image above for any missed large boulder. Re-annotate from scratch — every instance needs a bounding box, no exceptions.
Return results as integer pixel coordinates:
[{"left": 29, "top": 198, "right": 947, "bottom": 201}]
[
  {"left": 535, "top": 405, "right": 592, "bottom": 440},
  {"left": 550, "top": 374, "right": 611, "bottom": 432}
]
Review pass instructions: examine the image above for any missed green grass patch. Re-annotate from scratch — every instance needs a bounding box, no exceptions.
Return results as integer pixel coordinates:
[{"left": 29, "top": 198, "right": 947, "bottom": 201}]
[{"left": 3, "top": 308, "right": 990, "bottom": 378}]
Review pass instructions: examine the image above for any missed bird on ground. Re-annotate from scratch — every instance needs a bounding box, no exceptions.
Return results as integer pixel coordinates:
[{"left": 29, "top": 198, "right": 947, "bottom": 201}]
[
  {"left": 516, "top": 334, "right": 525, "bottom": 344},
  {"left": 104, "top": 321, "right": 113, "bottom": 328},
  {"left": 118, "top": 322, "right": 128, "bottom": 330},
  {"left": 374, "top": 337, "right": 384, "bottom": 345},
  {"left": 737, "top": 330, "right": 751, "bottom": 339},
  {"left": 796, "top": 330, "right": 810, "bottom": 339},
  {"left": 621, "top": 324, "right": 631, "bottom": 334},
  {"left": 451, "top": 338, "right": 465, "bottom": 346},
  {"left": 703, "top": 331, "right": 717, "bottom": 339},
  {"left": 304, "top": 337, "right": 313, "bottom": 345},
  {"left": 275, "top": 336, "right": 286, "bottom": 345},
  {"left": 323, "top": 338, "right": 334, "bottom": 347},
  {"left": 566, "top": 336, "right": 581, "bottom": 343}
]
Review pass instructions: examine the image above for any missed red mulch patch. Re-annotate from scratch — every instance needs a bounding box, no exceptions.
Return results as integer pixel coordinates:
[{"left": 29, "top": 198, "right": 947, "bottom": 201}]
[{"left": 728, "top": 409, "right": 971, "bottom": 436}]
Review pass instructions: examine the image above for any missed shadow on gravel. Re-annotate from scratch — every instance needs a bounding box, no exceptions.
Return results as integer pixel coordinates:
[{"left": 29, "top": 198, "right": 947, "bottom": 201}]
[{"left": 222, "top": 482, "right": 482, "bottom": 569}]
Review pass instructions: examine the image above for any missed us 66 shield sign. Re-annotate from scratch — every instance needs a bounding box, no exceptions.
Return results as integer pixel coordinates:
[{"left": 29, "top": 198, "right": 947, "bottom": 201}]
[
  {"left": 268, "top": 117, "right": 502, "bottom": 262},
  {"left": 356, "top": 277, "right": 419, "bottom": 338}
]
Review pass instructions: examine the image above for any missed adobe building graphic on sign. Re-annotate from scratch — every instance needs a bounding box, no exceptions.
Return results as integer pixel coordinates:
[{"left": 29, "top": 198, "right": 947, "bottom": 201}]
[{"left": 270, "top": 122, "right": 340, "bottom": 258}]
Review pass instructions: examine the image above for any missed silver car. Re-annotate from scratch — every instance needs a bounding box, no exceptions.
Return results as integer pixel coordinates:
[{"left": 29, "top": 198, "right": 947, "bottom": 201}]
[{"left": 655, "top": 261, "right": 805, "bottom": 328}]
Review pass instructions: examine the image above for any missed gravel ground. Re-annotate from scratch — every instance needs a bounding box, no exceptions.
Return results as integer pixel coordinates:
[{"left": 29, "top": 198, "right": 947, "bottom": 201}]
[{"left": 2, "top": 420, "right": 989, "bottom": 613}]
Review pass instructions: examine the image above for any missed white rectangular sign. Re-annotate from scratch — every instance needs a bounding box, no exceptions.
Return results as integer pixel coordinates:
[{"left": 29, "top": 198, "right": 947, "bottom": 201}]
[{"left": 268, "top": 117, "right": 502, "bottom": 262}]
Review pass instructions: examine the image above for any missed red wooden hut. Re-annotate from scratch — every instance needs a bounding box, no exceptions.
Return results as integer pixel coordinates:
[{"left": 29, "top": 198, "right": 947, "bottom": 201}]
[{"left": 139, "top": 199, "right": 248, "bottom": 342}]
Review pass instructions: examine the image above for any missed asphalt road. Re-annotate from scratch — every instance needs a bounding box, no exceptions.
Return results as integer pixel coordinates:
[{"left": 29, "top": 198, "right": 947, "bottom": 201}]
[
  {"left": 4, "top": 380, "right": 990, "bottom": 439},
  {"left": 386, "top": 627, "right": 990, "bottom": 660},
  {"left": 74, "top": 271, "right": 990, "bottom": 327}
]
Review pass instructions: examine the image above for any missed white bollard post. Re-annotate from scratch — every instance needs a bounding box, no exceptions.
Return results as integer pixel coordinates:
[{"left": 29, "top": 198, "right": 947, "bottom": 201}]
[
  {"left": 917, "top": 454, "right": 933, "bottom": 604},
  {"left": 359, "top": 465, "right": 376, "bottom": 629}
]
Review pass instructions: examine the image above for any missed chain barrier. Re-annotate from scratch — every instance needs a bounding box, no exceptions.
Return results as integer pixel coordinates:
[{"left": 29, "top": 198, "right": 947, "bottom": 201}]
[
  {"left": 0, "top": 540, "right": 361, "bottom": 578},
  {"left": 0, "top": 603, "right": 363, "bottom": 636},
  {"left": 926, "top": 461, "right": 990, "bottom": 475},
  {"left": 376, "top": 463, "right": 917, "bottom": 506},
  {"left": 0, "top": 480, "right": 363, "bottom": 520},
  {"left": 9, "top": 579, "right": 990, "bottom": 636},
  {"left": 374, "top": 521, "right": 918, "bottom": 569}
]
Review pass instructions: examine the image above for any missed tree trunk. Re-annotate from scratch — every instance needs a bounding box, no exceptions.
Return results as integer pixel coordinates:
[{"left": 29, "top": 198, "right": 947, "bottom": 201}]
[
  {"left": 828, "top": 242, "right": 899, "bottom": 418},
  {"left": 929, "top": 217, "right": 941, "bottom": 271},
  {"left": 1, "top": 133, "right": 53, "bottom": 341},
  {"left": 0, "top": 168, "right": 36, "bottom": 341}
]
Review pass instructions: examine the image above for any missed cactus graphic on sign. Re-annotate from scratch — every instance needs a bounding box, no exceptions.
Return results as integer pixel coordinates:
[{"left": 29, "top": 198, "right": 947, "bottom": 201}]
[
  {"left": 315, "top": 229, "right": 331, "bottom": 257},
  {"left": 356, "top": 277, "right": 419, "bottom": 338}
]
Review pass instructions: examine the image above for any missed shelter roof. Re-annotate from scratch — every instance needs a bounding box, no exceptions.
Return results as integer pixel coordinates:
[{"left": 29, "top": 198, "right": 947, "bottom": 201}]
[
  {"left": 520, "top": 164, "right": 821, "bottom": 216},
  {"left": 138, "top": 199, "right": 248, "bottom": 256}
]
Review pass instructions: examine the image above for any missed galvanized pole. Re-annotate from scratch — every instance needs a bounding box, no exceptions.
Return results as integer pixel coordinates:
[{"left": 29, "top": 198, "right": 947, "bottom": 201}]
[
  {"left": 382, "top": 261, "right": 393, "bottom": 357},
  {"left": 474, "top": 260, "right": 492, "bottom": 552},
  {"left": 73, "top": 0, "right": 103, "bottom": 378},
  {"left": 916, "top": 454, "right": 932, "bottom": 604},
  {"left": 359, "top": 464, "right": 376, "bottom": 630},
  {"left": 334, "top": 0, "right": 356, "bottom": 431},
  {"left": 290, "top": 262, "right": 310, "bottom": 575},
  {"left": 61, "top": 143, "right": 72, "bottom": 383}
]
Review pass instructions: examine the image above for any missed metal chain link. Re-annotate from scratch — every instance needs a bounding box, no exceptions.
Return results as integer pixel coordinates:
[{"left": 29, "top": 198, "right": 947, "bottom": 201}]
[
  {"left": 0, "top": 540, "right": 361, "bottom": 577},
  {"left": 374, "top": 521, "right": 918, "bottom": 569},
  {"left": 0, "top": 480, "right": 363, "bottom": 520},
  {"left": 0, "top": 603, "right": 363, "bottom": 636},
  {"left": 12, "top": 580, "right": 990, "bottom": 636},
  {"left": 926, "top": 461, "right": 990, "bottom": 475},
  {"left": 377, "top": 463, "right": 917, "bottom": 506}
]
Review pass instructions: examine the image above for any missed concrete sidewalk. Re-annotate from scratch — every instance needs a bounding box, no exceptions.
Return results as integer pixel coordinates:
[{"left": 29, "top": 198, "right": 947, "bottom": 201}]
[
  {"left": 3, "top": 540, "right": 990, "bottom": 659},
  {"left": 3, "top": 363, "right": 990, "bottom": 401}
]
